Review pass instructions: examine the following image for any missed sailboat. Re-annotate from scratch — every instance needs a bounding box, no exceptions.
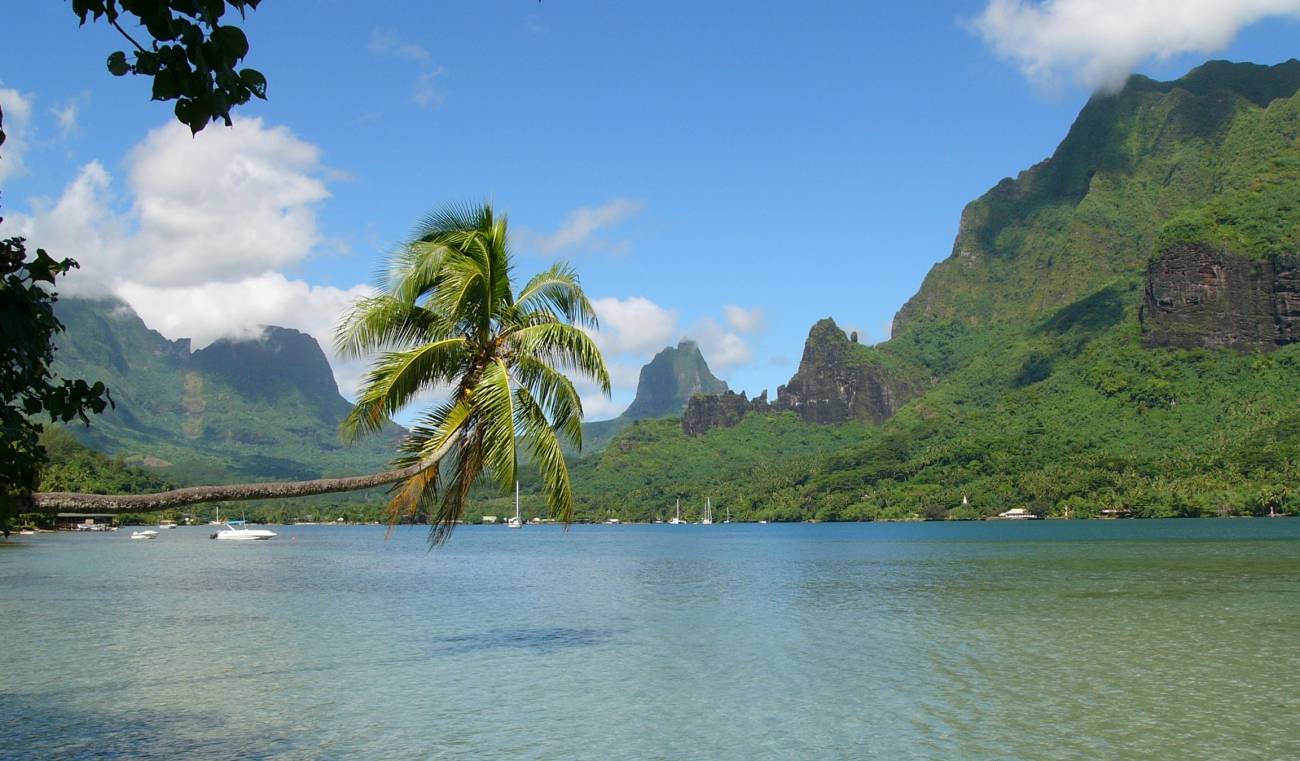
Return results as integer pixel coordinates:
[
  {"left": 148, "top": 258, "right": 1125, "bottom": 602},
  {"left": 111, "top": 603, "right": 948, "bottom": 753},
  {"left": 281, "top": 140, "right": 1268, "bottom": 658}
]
[
  {"left": 724, "top": 505, "right": 731, "bottom": 524},
  {"left": 668, "top": 499, "right": 687, "bottom": 525},
  {"left": 507, "top": 481, "right": 523, "bottom": 528},
  {"left": 702, "top": 497, "right": 713, "bottom": 525}
]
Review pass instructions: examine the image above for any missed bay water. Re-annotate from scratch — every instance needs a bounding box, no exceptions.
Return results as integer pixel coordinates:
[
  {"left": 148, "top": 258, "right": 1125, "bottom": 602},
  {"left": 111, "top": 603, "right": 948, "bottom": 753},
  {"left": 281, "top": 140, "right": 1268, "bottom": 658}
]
[{"left": 2, "top": 519, "right": 1297, "bottom": 760}]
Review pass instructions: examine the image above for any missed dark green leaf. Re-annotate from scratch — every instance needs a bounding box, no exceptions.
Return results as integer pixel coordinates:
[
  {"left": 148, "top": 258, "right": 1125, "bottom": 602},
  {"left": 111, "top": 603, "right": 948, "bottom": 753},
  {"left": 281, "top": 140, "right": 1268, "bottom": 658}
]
[
  {"left": 239, "top": 68, "right": 266, "bottom": 99},
  {"left": 107, "top": 50, "right": 130, "bottom": 76}
]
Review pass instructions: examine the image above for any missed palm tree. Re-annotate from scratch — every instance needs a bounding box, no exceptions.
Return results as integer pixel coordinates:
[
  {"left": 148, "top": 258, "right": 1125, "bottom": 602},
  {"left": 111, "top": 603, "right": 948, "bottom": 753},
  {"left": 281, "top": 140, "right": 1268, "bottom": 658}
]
[
  {"left": 28, "top": 203, "right": 610, "bottom": 539},
  {"left": 335, "top": 202, "right": 609, "bottom": 541}
]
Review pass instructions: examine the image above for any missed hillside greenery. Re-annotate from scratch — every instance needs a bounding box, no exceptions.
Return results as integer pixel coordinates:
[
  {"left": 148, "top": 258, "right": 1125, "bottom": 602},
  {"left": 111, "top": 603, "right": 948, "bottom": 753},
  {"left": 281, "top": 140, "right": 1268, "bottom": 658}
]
[{"left": 553, "top": 61, "right": 1300, "bottom": 523}]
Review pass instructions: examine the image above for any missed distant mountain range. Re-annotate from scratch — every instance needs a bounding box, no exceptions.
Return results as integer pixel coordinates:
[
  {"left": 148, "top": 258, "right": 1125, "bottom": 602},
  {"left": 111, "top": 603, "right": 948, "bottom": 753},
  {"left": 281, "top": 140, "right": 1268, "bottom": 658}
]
[{"left": 51, "top": 298, "right": 400, "bottom": 485}]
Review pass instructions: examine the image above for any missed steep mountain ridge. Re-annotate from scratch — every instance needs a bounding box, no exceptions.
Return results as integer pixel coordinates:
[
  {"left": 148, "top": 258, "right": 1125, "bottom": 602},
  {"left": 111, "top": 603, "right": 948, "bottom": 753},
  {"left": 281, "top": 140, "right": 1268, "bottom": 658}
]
[
  {"left": 574, "top": 60, "right": 1300, "bottom": 522},
  {"left": 894, "top": 59, "right": 1300, "bottom": 336},
  {"left": 582, "top": 339, "right": 728, "bottom": 451},
  {"left": 52, "top": 298, "right": 400, "bottom": 483}
]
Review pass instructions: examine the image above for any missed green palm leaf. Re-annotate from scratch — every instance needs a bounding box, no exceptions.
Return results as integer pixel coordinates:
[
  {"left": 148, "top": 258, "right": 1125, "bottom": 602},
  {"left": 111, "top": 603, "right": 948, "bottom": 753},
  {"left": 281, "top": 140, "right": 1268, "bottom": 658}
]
[{"left": 341, "top": 201, "right": 610, "bottom": 544}]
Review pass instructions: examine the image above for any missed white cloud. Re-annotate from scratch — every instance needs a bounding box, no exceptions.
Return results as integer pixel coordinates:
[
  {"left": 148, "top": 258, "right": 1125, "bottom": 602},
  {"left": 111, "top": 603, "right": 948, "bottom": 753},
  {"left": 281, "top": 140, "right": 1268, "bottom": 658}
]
[
  {"left": 532, "top": 198, "right": 644, "bottom": 254},
  {"left": 368, "top": 28, "right": 432, "bottom": 63},
  {"left": 686, "top": 317, "right": 753, "bottom": 373},
  {"left": 7, "top": 161, "right": 129, "bottom": 275},
  {"left": 588, "top": 296, "right": 678, "bottom": 355},
  {"left": 369, "top": 28, "right": 446, "bottom": 111},
  {"left": 723, "top": 304, "right": 765, "bottom": 334},
  {"left": 0, "top": 87, "right": 34, "bottom": 183},
  {"left": 413, "top": 67, "right": 447, "bottom": 110},
  {"left": 117, "top": 273, "right": 376, "bottom": 397},
  {"left": 7, "top": 119, "right": 373, "bottom": 397},
  {"left": 51, "top": 94, "right": 86, "bottom": 138},
  {"left": 116, "top": 273, "right": 372, "bottom": 350},
  {"left": 973, "top": 0, "right": 1300, "bottom": 91},
  {"left": 126, "top": 120, "right": 329, "bottom": 286}
]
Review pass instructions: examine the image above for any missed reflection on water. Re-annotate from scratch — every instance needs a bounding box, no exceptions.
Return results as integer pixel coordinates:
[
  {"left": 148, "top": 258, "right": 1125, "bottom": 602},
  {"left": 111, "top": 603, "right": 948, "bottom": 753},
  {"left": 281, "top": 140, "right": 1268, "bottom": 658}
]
[{"left": 2, "top": 519, "right": 1298, "bottom": 760}]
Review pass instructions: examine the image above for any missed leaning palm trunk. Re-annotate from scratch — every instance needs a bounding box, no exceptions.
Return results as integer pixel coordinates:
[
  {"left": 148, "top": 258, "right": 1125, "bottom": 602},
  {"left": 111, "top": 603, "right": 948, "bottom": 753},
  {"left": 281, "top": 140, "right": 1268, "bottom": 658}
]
[{"left": 23, "top": 439, "right": 456, "bottom": 514}]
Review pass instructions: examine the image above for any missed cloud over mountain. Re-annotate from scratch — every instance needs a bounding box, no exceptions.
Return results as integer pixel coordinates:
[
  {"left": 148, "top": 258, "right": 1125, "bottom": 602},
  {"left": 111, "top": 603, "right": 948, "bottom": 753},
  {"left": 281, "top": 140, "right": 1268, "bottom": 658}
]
[{"left": 974, "top": 0, "right": 1300, "bottom": 91}]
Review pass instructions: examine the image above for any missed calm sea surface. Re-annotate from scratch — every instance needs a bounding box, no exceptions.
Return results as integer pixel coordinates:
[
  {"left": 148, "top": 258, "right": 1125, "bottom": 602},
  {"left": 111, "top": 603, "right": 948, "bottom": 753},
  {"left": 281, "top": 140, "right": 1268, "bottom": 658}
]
[{"left": 2, "top": 520, "right": 1298, "bottom": 760}]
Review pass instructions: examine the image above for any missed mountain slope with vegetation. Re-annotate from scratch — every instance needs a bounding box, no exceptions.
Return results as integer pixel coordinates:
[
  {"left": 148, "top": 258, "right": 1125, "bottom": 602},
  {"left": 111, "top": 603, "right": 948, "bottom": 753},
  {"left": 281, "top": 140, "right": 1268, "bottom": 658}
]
[
  {"left": 581, "top": 339, "right": 728, "bottom": 452},
  {"left": 50, "top": 297, "right": 401, "bottom": 485},
  {"left": 567, "top": 59, "right": 1300, "bottom": 522}
]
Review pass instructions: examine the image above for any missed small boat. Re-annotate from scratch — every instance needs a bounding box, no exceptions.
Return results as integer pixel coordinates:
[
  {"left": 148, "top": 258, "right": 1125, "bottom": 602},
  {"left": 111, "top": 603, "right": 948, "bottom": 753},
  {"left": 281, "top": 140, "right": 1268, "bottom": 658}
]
[
  {"left": 130, "top": 529, "right": 159, "bottom": 540},
  {"left": 668, "top": 499, "right": 687, "bottom": 525},
  {"left": 604, "top": 517, "right": 621, "bottom": 524},
  {"left": 702, "top": 497, "right": 713, "bottom": 525},
  {"left": 997, "top": 508, "right": 1039, "bottom": 520},
  {"left": 507, "top": 482, "right": 523, "bottom": 528},
  {"left": 210, "top": 521, "right": 276, "bottom": 541},
  {"left": 159, "top": 520, "right": 178, "bottom": 529}
]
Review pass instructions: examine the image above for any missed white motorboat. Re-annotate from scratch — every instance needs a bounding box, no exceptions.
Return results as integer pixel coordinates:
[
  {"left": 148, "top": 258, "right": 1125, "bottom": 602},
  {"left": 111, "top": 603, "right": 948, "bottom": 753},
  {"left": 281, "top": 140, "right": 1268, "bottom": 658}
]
[
  {"left": 507, "top": 482, "right": 523, "bottom": 528},
  {"left": 668, "top": 499, "right": 687, "bottom": 525},
  {"left": 210, "top": 521, "right": 277, "bottom": 540},
  {"left": 130, "top": 529, "right": 159, "bottom": 540},
  {"left": 159, "top": 520, "right": 178, "bottom": 529}
]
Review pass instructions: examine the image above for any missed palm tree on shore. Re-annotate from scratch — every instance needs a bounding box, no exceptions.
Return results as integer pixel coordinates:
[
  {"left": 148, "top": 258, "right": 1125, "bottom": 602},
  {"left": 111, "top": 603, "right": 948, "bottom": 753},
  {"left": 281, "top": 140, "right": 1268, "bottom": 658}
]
[{"left": 28, "top": 203, "right": 610, "bottom": 541}]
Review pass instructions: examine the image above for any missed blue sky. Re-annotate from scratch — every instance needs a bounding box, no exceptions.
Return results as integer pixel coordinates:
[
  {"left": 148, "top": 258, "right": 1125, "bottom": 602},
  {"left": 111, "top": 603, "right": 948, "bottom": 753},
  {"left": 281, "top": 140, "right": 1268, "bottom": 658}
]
[{"left": 3, "top": 2, "right": 1299, "bottom": 419}]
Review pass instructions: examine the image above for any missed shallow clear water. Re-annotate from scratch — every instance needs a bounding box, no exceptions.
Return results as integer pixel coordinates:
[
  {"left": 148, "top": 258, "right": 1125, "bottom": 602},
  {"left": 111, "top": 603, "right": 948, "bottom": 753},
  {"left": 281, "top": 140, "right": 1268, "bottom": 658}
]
[{"left": 2, "top": 520, "right": 1298, "bottom": 760}]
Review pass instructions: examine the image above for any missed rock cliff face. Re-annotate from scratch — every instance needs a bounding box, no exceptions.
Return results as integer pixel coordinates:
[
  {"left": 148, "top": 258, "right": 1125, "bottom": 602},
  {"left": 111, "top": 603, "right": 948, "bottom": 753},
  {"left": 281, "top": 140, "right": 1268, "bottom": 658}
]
[
  {"left": 772, "top": 319, "right": 922, "bottom": 425},
  {"left": 683, "top": 318, "right": 924, "bottom": 435},
  {"left": 682, "top": 390, "right": 769, "bottom": 436},
  {"left": 1140, "top": 242, "right": 1300, "bottom": 351}
]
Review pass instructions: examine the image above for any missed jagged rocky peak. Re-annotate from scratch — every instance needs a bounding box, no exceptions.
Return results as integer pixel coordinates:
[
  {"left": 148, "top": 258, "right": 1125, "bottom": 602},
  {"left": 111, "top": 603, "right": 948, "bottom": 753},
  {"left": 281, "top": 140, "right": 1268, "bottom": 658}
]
[
  {"left": 1140, "top": 242, "right": 1300, "bottom": 351},
  {"left": 773, "top": 318, "right": 922, "bottom": 425},
  {"left": 683, "top": 318, "right": 925, "bottom": 435},
  {"left": 621, "top": 339, "right": 728, "bottom": 421}
]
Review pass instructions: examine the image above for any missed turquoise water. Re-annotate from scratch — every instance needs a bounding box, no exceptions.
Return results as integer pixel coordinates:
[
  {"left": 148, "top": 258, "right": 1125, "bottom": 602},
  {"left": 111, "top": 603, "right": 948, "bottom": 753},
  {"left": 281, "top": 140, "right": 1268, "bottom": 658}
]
[{"left": 2, "top": 520, "right": 1298, "bottom": 760}]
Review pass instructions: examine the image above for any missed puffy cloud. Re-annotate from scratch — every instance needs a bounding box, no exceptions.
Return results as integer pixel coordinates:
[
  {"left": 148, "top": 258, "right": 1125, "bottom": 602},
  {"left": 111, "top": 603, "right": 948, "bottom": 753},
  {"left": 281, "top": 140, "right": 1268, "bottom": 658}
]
[
  {"left": 7, "top": 119, "right": 372, "bottom": 397},
  {"left": 687, "top": 317, "right": 753, "bottom": 373},
  {"left": 973, "top": 0, "right": 1300, "bottom": 91},
  {"left": 117, "top": 274, "right": 376, "bottom": 397},
  {"left": 126, "top": 119, "right": 329, "bottom": 286},
  {"left": 0, "top": 87, "right": 34, "bottom": 183},
  {"left": 723, "top": 304, "right": 765, "bottom": 334},
  {"left": 116, "top": 273, "right": 373, "bottom": 350},
  {"left": 530, "top": 198, "right": 644, "bottom": 254},
  {"left": 12, "top": 119, "right": 331, "bottom": 289},
  {"left": 588, "top": 296, "right": 678, "bottom": 355}
]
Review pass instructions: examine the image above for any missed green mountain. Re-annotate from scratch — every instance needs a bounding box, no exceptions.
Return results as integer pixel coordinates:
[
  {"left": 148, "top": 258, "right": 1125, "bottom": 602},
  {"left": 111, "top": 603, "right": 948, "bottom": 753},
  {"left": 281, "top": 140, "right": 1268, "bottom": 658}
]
[
  {"left": 570, "top": 59, "right": 1300, "bottom": 522},
  {"left": 50, "top": 297, "right": 401, "bottom": 485},
  {"left": 581, "top": 339, "right": 728, "bottom": 452}
]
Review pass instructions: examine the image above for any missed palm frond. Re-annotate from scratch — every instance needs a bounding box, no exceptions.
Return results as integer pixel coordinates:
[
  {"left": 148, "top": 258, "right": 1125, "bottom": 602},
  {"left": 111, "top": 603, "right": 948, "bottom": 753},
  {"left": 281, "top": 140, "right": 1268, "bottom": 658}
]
[
  {"left": 334, "top": 295, "right": 444, "bottom": 359},
  {"left": 472, "top": 358, "right": 519, "bottom": 493},
  {"left": 515, "top": 386, "right": 575, "bottom": 525},
  {"left": 341, "top": 338, "right": 469, "bottom": 441},
  {"left": 513, "top": 261, "right": 598, "bottom": 329},
  {"left": 511, "top": 355, "right": 584, "bottom": 449},
  {"left": 509, "top": 322, "right": 611, "bottom": 394}
]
